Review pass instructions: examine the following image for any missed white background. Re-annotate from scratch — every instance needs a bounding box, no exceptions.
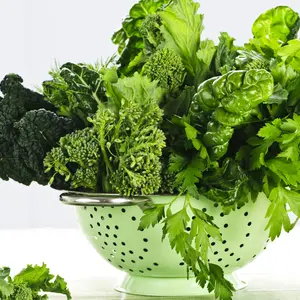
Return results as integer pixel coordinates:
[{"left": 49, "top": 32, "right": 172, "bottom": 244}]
[{"left": 1, "top": 0, "right": 300, "bottom": 228}]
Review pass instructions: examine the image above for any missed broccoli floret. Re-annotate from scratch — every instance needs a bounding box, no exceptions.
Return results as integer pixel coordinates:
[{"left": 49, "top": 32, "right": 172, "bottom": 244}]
[
  {"left": 142, "top": 48, "right": 186, "bottom": 91},
  {"left": 140, "top": 14, "right": 163, "bottom": 52},
  {"left": 44, "top": 127, "right": 100, "bottom": 191},
  {"left": 12, "top": 284, "right": 33, "bottom": 300}
]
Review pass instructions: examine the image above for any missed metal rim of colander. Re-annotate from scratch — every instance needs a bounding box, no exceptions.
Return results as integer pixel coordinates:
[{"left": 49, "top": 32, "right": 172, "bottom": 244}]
[{"left": 60, "top": 192, "right": 153, "bottom": 207}]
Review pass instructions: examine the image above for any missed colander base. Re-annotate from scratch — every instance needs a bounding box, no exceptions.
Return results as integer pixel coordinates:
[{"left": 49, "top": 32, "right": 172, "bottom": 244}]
[{"left": 115, "top": 272, "right": 247, "bottom": 296}]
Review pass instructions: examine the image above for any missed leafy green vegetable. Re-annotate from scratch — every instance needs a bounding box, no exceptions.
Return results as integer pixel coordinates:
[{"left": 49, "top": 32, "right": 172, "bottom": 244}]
[
  {"left": 142, "top": 48, "right": 186, "bottom": 90},
  {"left": 159, "top": 0, "right": 204, "bottom": 80},
  {"left": 43, "top": 62, "right": 117, "bottom": 125},
  {"left": 0, "top": 74, "right": 76, "bottom": 186},
  {"left": 0, "top": 264, "right": 71, "bottom": 300},
  {"left": 215, "top": 32, "right": 238, "bottom": 75},
  {"left": 111, "top": 0, "right": 170, "bottom": 75},
  {"left": 248, "top": 6, "right": 300, "bottom": 55},
  {"left": 190, "top": 69, "right": 274, "bottom": 160}
]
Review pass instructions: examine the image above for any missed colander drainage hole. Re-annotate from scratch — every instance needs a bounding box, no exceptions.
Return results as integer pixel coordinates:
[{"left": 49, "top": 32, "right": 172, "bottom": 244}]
[
  {"left": 121, "top": 242, "right": 126, "bottom": 246},
  {"left": 90, "top": 214, "right": 93, "bottom": 219}
]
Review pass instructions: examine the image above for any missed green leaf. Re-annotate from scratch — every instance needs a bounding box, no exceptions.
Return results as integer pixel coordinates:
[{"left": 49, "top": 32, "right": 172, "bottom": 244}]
[
  {"left": 196, "top": 39, "right": 216, "bottom": 84},
  {"left": 159, "top": 0, "right": 204, "bottom": 77},
  {"left": 264, "top": 84, "right": 289, "bottom": 105},
  {"left": 208, "top": 264, "right": 235, "bottom": 300},
  {"left": 138, "top": 205, "right": 166, "bottom": 230},
  {"left": 0, "top": 279, "right": 14, "bottom": 298},
  {"left": 0, "top": 267, "right": 10, "bottom": 281},
  {"left": 277, "top": 39, "right": 300, "bottom": 71},
  {"left": 13, "top": 263, "right": 71, "bottom": 299},
  {"left": 266, "top": 158, "right": 300, "bottom": 186},
  {"left": 249, "top": 6, "right": 300, "bottom": 55},
  {"left": 215, "top": 32, "right": 237, "bottom": 75},
  {"left": 265, "top": 186, "right": 293, "bottom": 240},
  {"left": 162, "top": 208, "right": 190, "bottom": 244}
]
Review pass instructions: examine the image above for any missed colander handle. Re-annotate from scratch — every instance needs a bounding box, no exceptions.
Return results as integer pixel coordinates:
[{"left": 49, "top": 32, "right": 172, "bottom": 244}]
[{"left": 60, "top": 192, "right": 153, "bottom": 209}]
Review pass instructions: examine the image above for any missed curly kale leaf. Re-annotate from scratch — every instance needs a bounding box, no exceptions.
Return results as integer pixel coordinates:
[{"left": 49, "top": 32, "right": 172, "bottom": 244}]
[{"left": 0, "top": 74, "right": 76, "bottom": 186}]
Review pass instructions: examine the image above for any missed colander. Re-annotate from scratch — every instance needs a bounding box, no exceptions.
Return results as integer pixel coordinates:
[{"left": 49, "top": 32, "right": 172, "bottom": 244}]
[{"left": 60, "top": 192, "right": 271, "bottom": 297}]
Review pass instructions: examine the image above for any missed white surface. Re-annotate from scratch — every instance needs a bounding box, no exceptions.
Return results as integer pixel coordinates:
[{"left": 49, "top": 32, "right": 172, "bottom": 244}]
[
  {"left": 1, "top": 0, "right": 300, "bottom": 229},
  {"left": 0, "top": 226, "right": 300, "bottom": 299}
]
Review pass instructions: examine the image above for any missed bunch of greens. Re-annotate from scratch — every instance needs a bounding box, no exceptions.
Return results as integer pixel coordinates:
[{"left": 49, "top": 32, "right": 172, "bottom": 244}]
[
  {"left": 0, "top": 263, "right": 71, "bottom": 299},
  {"left": 3, "top": 1, "right": 300, "bottom": 299}
]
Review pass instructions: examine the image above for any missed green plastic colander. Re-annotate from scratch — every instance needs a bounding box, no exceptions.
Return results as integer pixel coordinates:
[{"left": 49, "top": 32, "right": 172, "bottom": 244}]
[{"left": 60, "top": 192, "right": 271, "bottom": 297}]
